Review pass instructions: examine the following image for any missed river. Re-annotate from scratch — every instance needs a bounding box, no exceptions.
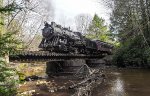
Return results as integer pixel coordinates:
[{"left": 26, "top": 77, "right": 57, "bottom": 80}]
[
  {"left": 18, "top": 67, "right": 150, "bottom": 96},
  {"left": 93, "top": 69, "right": 150, "bottom": 96}
]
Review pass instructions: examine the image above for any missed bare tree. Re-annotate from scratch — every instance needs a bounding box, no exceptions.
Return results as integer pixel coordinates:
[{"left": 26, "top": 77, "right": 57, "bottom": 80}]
[
  {"left": 75, "top": 14, "right": 92, "bottom": 34},
  {"left": 5, "top": 0, "right": 55, "bottom": 50}
]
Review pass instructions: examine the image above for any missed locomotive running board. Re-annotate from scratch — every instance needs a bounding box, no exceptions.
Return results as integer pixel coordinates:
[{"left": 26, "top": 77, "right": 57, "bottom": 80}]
[{"left": 9, "top": 51, "right": 106, "bottom": 63}]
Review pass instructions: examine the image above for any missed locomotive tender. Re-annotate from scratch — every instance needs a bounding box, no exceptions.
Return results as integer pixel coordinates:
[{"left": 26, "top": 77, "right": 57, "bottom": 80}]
[{"left": 39, "top": 22, "right": 113, "bottom": 55}]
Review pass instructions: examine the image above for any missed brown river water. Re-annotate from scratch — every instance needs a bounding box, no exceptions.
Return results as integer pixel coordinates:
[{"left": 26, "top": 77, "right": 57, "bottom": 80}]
[
  {"left": 19, "top": 68, "right": 150, "bottom": 96},
  {"left": 94, "top": 69, "right": 150, "bottom": 96}
]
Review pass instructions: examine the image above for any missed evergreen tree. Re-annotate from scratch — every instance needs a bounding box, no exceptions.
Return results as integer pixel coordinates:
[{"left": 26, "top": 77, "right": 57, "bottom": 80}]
[
  {"left": 87, "top": 14, "right": 110, "bottom": 42},
  {"left": 0, "top": 0, "right": 4, "bottom": 34},
  {"left": 0, "top": 1, "right": 21, "bottom": 95},
  {"left": 0, "top": 32, "right": 20, "bottom": 96}
]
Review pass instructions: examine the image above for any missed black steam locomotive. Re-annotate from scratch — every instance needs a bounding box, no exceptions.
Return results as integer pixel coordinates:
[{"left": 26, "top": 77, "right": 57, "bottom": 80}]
[{"left": 39, "top": 22, "right": 113, "bottom": 55}]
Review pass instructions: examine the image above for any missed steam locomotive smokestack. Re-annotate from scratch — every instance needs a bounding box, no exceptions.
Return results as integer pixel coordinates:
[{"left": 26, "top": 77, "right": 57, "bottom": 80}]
[{"left": 51, "top": 22, "right": 56, "bottom": 27}]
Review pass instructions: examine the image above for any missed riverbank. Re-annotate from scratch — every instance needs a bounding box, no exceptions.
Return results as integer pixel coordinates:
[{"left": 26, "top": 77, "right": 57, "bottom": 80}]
[{"left": 17, "top": 66, "right": 105, "bottom": 96}]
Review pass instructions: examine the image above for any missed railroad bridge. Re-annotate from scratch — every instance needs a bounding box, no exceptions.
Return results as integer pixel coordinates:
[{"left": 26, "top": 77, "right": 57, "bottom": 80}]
[{"left": 9, "top": 51, "right": 111, "bottom": 75}]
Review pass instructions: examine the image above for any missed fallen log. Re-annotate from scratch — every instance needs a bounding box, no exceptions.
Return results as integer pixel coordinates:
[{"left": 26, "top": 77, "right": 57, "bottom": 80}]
[{"left": 69, "top": 64, "right": 106, "bottom": 96}]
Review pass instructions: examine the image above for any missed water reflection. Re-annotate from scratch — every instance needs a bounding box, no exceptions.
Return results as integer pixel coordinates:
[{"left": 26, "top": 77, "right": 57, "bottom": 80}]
[
  {"left": 111, "top": 77, "right": 126, "bottom": 96},
  {"left": 103, "top": 69, "right": 150, "bottom": 96}
]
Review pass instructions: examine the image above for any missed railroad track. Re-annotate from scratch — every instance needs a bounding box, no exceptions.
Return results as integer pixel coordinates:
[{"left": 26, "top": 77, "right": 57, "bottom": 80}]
[{"left": 9, "top": 51, "right": 107, "bottom": 62}]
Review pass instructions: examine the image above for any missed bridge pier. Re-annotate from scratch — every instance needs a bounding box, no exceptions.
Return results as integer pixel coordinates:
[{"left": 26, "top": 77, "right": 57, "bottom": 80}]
[
  {"left": 46, "top": 59, "right": 107, "bottom": 77},
  {"left": 46, "top": 61, "right": 64, "bottom": 76},
  {"left": 86, "top": 59, "right": 106, "bottom": 68},
  {"left": 46, "top": 59, "right": 86, "bottom": 76}
]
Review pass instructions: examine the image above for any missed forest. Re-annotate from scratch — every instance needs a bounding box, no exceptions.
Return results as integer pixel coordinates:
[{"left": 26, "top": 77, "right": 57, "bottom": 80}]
[
  {"left": 0, "top": 0, "right": 150, "bottom": 96},
  {"left": 110, "top": 0, "right": 150, "bottom": 68}
]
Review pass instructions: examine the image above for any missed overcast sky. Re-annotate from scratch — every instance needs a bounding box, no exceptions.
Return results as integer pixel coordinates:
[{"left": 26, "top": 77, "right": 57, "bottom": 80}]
[{"left": 52, "top": 0, "right": 111, "bottom": 29}]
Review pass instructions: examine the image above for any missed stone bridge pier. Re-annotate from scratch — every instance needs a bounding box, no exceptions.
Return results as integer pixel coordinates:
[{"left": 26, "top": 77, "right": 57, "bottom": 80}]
[
  {"left": 46, "top": 59, "right": 86, "bottom": 76},
  {"left": 46, "top": 59, "right": 107, "bottom": 76}
]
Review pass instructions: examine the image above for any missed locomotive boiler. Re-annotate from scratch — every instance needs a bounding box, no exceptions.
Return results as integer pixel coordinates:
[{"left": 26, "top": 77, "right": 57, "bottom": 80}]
[{"left": 39, "top": 22, "right": 86, "bottom": 53}]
